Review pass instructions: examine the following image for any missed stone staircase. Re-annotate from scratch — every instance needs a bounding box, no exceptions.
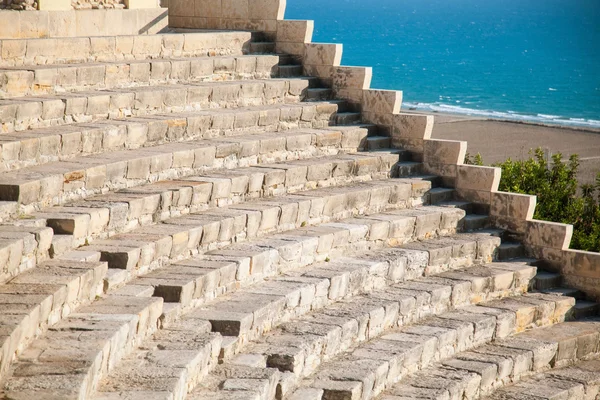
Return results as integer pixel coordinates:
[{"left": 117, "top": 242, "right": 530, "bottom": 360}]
[{"left": 0, "top": 8, "right": 599, "bottom": 400}]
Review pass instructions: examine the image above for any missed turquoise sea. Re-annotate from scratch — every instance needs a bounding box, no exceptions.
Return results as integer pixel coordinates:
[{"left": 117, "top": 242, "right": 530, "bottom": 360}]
[{"left": 286, "top": 0, "right": 600, "bottom": 128}]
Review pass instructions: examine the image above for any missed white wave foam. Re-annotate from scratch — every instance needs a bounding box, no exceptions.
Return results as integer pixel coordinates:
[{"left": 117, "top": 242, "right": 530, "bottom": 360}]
[{"left": 403, "top": 102, "right": 600, "bottom": 129}]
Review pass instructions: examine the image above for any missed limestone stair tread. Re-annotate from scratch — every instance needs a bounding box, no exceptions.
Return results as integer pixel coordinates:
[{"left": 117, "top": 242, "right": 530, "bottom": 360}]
[
  {"left": 0, "top": 76, "right": 324, "bottom": 131},
  {"left": 0, "top": 225, "right": 53, "bottom": 285},
  {"left": 208, "top": 293, "right": 579, "bottom": 400},
  {"left": 0, "top": 199, "right": 465, "bottom": 399},
  {"left": 0, "top": 259, "right": 108, "bottom": 382},
  {"left": 28, "top": 150, "right": 404, "bottom": 241},
  {"left": 92, "top": 220, "right": 500, "bottom": 400},
  {"left": 0, "top": 100, "right": 351, "bottom": 172},
  {"left": 209, "top": 258, "right": 536, "bottom": 390},
  {"left": 0, "top": 53, "right": 301, "bottom": 98},
  {"left": 84, "top": 184, "right": 455, "bottom": 284},
  {"left": 480, "top": 357, "right": 600, "bottom": 400},
  {"left": 1, "top": 294, "right": 164, "bottom": 400},
  {"left": 381, "top": 318, "right": 600, "bottom": 400},
  {"left": 0, "top": 123, "right": 378, "bottom": 207},
  {"left": 0, "top": 30, "right": 259, "bottom": 67}
]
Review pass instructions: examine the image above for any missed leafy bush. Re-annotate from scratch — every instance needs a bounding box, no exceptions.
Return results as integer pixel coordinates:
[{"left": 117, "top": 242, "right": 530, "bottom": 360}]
[{"left": 465, "top": 149, "right": 600, "bottom": 252}]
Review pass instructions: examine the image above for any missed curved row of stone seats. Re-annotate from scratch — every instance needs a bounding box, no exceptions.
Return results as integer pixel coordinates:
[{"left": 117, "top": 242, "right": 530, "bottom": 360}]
[
  {"left": 89, "top": 181, "right": 451, "bottom": 288},
  {"left": 0, "top": 156, "right": 430, "bottom": 384},
  {"left": 381, "top": 319, "right": 600, "bottom": 400},
  {"left": 0, "top": 54, "right": 300, "bottom": 99},
  {"left": 0, "top": 259, "right": 107, "bottom": 382},
  {"left": 31, "top": 151, "right": 405, "bottom": 246},
  {"left": 0, "top": 101, "right": 350, "bottom": 172},
  {"left": 0, "top": 225, "right": 53, "bottom": 285},
  {"left": 0, "top": 201, "right": 467, "bottom": 399},
  {"left": 0, "top": 77, "right": 328, "bottom": 132},
  {"left": 92, "top": 231, "right": 513, "bottom": 400},
  {"left": 0, "top": 118, "right": 372, "bottom": 210},
  {"left": 1, "top": 294, "right": 164, "bottom": 400},
  {"left": 0, "top": 30, "right": 264, "bottom": 67},
  {"left": 280, "top": 291, "right": 577, "bottom": 400},
  {"left": 483, "top": 358, "right": 600, "bottom": 400},
  {"left": 237, "top": 261, "right": 535, "bottom": 379}
]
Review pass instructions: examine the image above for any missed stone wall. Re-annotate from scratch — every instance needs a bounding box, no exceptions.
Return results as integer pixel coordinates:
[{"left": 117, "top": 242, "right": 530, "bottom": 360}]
[
  {"left": 72, "top": 0, "right": 126, "bottom": 10},
  {"left": 169, "top": 0, "right": 285, "bottom": 40},
  {"left": 1, "top": 0, "right": 37, "bottom": 10},
  {"left": 1, "top": 0, "right": 157, "bottom": 9},
  {"left": 0, "top": 7, "right": 168, "bottom": 38}
]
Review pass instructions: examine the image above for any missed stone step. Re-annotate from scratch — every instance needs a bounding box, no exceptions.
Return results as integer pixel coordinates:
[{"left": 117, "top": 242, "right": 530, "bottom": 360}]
[
  {"left": 217, "top": 260, "right": 537, "bottom": 395},
  {"left": 0, "top": 77, "right": 321, "bottom": 132},
  {"left": 278, "top": 65, "right": 304, "bottom": 78},
  {"left": 482, "top": 358, "right": 600, "bottom": 400},
  {"left": 0, "top": 54, "right": 298, "bottom": 99},
  {"left": 464, "top": 214, "right": 490, "bottom": 232},
  {"left": 429, "top": 188, "right": 456, "bottom": 205},
  {"left": 394, "top": 161, "right": 424, "bottom": 179},
  {"left": 0, "top": 201, "right": 17, "bottom": 222},
  {"left": 438, "top": 200, "right": 473, "bottom": 213},
  {"left": 306, "top": 88, "right": 333, "bottom": 101},
  {"left": 94, "top": 324, "right": 223, "bottom": 400},
  {"left": 0, "top": 123, "right": 376, "bottom": 209},
  {"left": 86, "top": 183, "right": 456, "bottom": 287},
  {"left": 541, "top": 286, "right": 585, "bottom": 299},
  {"left": 0, "top": 225, "right": 53, "bottom": 285},
  {"left": 336, "top": 112, "right": 362, "bottom": 125},
  {"left": 31, "top": 151, "right": 404, "bottom": 245},
  {"left": 233, "top": 293, "right": 577, "bottom": 400},
  {"left": 249, "top": 42, "right": 276, "bottom": 54},
  {"left": 0, "top": 30, "right": 257, "bottom": 67},
  {"left": 92, "top": 222, "right": 500, "bottom": 400},
  {"left": 0, "top": 259, "right": 107, "bottom": 382},
  {"left": 383, "top": 319, "right": 600, "bottom": 400},
  {"left": 533, "top": 271, "right": 562, "bottom": 291},
  {"left": 497, "top": 242, "right": 525, "bottom": 261},
  {"left": 145, "top": 228, "right": 504, "bottom": 325},
  {"left": 0, "top": 101, "right": 348, "bottom": 172},
  {"left": 399, "top": 231, "right": 504, "bottom": 276},
  {"left": 366, "top": 136, "right": 392, "bottom": 151},
  {"left": 573, "top": 301, "right": 600, "bottom": 319},
  {"left": 0, "top": 8, "right": 169, "bottom": 41},
  {"left": 1, "top": 295, "right": 164, "bottom": 400}
]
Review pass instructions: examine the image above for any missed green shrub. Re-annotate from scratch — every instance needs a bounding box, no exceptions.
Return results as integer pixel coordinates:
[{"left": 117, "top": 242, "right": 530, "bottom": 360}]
[{"left": 465, "top": 148, "right": 600, "bottom": 252}]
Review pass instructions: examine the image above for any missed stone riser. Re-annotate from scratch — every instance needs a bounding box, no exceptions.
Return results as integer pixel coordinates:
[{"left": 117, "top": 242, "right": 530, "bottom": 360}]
[
  {"left": 33, "top": 152, "right": 402, "bottom": 246},
  {"left": 0, "top": 259, "right": 107, "bottom": 383},
  {"left": 90, "top": 181, "right": 443, "bottom": 289},
  {"left": 0, "top": 101, "right": 348, "bottom": 173},
  {"left": 2, "top": 295, "right": 164, "bottom": 400},
  {"left": 0, "top": 31, "right": 255, "bottom": 67},
  {"left": 0, "top": 225, "right": 53, "bottom": 286},
  {"left": 0, "top": 109, "right": 360, "bottom": 209},
  {"left": 0, "top": 8, "right": 169, "bottom": 40},
  {"left": 290, "top": 293, "right": 577, "bottom": 400},
  {"left": 213, "top": 253, "right": 535, "bottom": 396},
  {"left": 0, "top": 77, "right": 319, "bottom": 133},
  {"left": 96, "top": 327, "right": 224, "bottom": 400},
  {"left": 386, "top": 320, "right": 600, "bottom": 400},
  {"left": 0, "top": 54, "right": 299, "bottom": 99},
  {"left": 94, "top": 206, "right": 475, "bottom": 400},
  {"left": 482, "top": 358, "right": 600, "bottom": 400},
  {"left": 0, "top": 205, "right": 462, "bottom": 400},
  {"left": 151, "top": 205, "right": 470, "bottom": 333}
]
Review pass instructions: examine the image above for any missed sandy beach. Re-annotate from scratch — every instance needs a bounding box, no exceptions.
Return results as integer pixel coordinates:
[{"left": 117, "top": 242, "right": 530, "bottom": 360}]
[{"left": 427, "top": 113, "right": 600, "bottom": 186}]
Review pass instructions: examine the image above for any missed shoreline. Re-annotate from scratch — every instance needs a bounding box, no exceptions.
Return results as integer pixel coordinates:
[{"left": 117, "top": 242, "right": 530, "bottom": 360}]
[
  {"left": 403, "top": 107, "right": 600, "bottom": 134},
  {"left": 428, "top": 111, "right": 600, "bottom": 186}
]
